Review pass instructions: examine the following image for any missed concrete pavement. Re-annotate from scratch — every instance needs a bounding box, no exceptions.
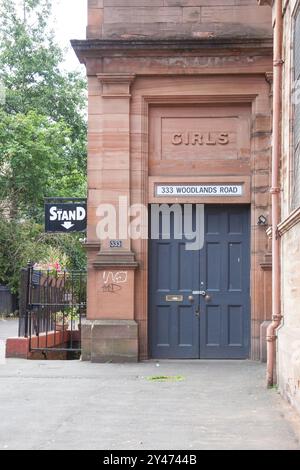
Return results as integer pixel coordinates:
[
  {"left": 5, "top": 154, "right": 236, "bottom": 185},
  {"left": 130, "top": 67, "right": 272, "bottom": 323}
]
[
  {"left": 0, "top": 318, "right": 18, "bottom": 341},
  {"left": 0, "top": 359, "right": 299, "bottom": 450}
]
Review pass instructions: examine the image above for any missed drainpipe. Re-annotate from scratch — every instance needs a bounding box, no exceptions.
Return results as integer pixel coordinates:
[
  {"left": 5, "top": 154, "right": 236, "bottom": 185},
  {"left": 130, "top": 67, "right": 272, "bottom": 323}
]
[{"left": 267, "top": 0, "right": 283, "bottom": 387}]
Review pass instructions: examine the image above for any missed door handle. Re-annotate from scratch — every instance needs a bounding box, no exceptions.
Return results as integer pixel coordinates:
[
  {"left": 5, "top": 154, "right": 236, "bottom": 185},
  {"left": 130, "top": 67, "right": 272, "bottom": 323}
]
[
  {"left": 195, "top": 305, "right": 200, "bottom": 317},
  {"left": 198, "top": 291, "right": 212, "bottom": 302}
]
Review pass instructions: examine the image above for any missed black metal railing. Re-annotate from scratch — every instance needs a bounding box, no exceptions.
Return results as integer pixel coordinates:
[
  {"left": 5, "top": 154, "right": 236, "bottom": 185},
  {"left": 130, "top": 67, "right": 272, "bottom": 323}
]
[{"left": 19, "top": 264, "right": 86, "bottom": 353}]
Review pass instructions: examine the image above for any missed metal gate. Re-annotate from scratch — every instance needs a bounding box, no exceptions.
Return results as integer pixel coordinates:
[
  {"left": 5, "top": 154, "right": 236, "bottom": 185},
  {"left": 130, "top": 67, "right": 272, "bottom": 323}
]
[{"left": 21, "top": 264, "right": 86, "bottom": 355}]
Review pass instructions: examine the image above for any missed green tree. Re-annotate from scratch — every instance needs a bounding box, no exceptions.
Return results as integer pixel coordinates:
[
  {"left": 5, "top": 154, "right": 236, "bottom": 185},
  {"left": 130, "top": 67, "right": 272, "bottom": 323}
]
[
  {"left": 0, "top": 0, "right": 87, "bottom": 221},
  {"left": 0, "top": 219, "right": 86, "bottom": 293},
  {"left": 0, "top": 0, "right": 87, "bottom": 294},
  {"left": 0, "top": 0, "right": 86, "bottom": 139},
  {"left": 0, "top": 109, "right": 72, "bottom": 219}
]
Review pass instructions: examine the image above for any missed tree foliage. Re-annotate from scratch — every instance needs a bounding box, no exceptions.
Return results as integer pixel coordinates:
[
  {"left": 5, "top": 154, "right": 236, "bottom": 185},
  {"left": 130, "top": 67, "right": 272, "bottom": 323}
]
[
  {"left": 0, "top": 219, "right": 86, "bottom": 292},
  {"left": 0, "top": 0, "right": 86, "bottom": 135},
  {"left": 0, "top": 0, "right": 87, "bottom": 294},
  {"left": 0, "top": 109, "right": 73, "bottom": 218}
]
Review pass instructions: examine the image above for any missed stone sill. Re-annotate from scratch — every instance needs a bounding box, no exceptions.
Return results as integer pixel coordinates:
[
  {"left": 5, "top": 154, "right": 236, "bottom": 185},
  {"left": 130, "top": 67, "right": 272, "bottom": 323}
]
[
  {"left": 265, "top": 207, "right": 300, "bottom": 238},
  {"left": 92, "top": 251, "right": 139, "bottom": 270},
  {"left": 71, "top": 37, "right": 273, "bottom": 60},
  {"left": 278, "top": 207, "right": 300, "bottom": 236}
]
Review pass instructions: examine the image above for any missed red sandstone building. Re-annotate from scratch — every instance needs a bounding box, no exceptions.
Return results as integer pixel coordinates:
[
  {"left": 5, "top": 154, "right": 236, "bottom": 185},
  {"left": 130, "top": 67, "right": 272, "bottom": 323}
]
[
  {"left": 72, "top": 1, "right": 300, "bottom": 414},
  {"left": 72, "top": 0, "right": 274, "bottom": 363},
  {"left": 264, "top": 0, "right": 300, "bottom": 415},
  {"left": 3, "top": 0, "right": 299, "bottom": 422}
]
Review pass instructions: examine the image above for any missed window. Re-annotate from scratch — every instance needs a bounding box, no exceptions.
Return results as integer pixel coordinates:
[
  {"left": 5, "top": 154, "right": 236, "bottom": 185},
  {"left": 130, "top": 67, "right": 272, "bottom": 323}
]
[{"left": 292, "top": 7, "right": 300, "bottom": 209}]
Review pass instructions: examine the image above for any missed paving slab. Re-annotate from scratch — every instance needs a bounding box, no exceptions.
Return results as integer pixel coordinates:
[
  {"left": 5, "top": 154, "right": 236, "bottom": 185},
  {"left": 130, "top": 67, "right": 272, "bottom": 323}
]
[
  {"left": 0, "top": 359, "right": 299, "bottom": 450},
  {"left": 0, "top": 318, "right": 18, "bottom": 341}
]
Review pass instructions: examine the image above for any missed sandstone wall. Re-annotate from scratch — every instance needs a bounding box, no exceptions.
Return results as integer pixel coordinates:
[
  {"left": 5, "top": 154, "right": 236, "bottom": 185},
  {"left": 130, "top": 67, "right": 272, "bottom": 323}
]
[
  {"left": 87, "top": 0, "right": 272, "bottom": 40},
  {"left": 277, "top": 0, "right": 300, "bottom": 414}
]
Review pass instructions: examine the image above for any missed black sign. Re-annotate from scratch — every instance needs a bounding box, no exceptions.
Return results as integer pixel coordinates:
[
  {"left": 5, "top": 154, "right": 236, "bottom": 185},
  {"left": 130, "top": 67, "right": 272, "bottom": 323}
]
[
  {"left": 45, "top": 202, "right": 87, "bottom": 233},
  {"left": 110, "top": 240, "right": 123, "bottom": 248}
]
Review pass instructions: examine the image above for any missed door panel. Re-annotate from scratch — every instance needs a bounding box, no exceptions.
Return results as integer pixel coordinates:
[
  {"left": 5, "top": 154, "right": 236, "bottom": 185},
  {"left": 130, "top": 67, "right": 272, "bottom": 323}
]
[
  {"left": 149, "top": 212, "right": 200, "bottom": 358},
  {"left": 200, "top": 206, "right": 250, "bottom": 359},
  {"left": 149, "top": 205, "right": 250, "bottom": 359}
]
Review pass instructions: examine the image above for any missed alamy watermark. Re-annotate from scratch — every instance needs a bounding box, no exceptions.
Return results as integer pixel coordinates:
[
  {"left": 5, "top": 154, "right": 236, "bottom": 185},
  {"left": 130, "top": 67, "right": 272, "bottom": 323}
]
[{"left": 96, "top": 197, "right": 205, "bottom": 251}]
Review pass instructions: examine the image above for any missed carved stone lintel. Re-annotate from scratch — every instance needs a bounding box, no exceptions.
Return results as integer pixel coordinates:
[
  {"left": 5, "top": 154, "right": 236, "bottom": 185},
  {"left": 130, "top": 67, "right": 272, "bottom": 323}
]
[
  {"left": 97, "top": 73, "right": 136, "bottom": 98},
  {"left": 97, "top": 73, "right": 136, "bottom": 84},
  {"left": 93, "top": 251, "right": 139, "bottom": 270}
]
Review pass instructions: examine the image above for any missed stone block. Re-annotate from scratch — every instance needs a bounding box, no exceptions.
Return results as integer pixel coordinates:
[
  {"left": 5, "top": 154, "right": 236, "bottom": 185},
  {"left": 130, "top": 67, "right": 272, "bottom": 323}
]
[
  {"left": 89, "top": 0, "right": 103, "bottom": 7},
  {"left": 183, "top": 7, "right": 200, "bottom": 23},
  {"left": 81, "top": 321, "right": 92, "bottom": 361},
  {"left": 81, "top": 319, "right": 138, "bottom": 363}
]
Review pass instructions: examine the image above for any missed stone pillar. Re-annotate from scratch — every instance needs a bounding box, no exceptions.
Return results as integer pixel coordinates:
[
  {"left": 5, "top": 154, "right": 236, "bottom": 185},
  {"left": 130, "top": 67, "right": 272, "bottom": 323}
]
[
  {"left": 82, "top": 73, "right": 139, "bottom": 363},
  {"left": 250, "top": 74, "right": 273, "bottom": 360},
  {"left": 87, "top": 0, "right": 103, "bottom": 39}
]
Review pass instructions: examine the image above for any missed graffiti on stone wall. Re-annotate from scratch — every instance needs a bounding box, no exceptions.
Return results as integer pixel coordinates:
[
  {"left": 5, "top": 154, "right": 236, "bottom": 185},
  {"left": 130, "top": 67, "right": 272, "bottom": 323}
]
[{"left": 102, "top": 271, "right": 128, "bottom": 294}]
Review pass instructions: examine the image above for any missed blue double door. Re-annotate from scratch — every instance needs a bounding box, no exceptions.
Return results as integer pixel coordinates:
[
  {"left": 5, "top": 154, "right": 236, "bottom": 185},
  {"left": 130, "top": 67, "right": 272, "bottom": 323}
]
[{"left": 149, "top": 205, "right": 250, "bottom": 359}]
